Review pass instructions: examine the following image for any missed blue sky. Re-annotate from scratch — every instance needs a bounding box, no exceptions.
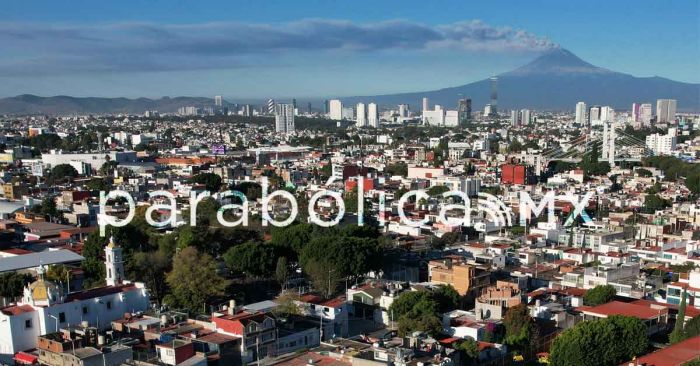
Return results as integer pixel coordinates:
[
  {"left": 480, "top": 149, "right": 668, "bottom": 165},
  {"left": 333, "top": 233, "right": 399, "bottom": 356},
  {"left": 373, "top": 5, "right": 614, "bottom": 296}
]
[{"left": 1, "top": 0, "right": 698, "bottom": 99}]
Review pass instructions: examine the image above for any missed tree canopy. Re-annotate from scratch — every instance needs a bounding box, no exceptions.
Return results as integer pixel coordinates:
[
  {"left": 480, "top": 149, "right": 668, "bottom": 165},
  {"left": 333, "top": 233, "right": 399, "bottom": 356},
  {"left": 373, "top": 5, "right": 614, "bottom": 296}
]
[
  {"left": 165, "top": 246, "right": 230, "bottom": 315},
  {"left": 583, "top": 284, "right": 617, "bottom": 306},
  {"left": 191, "top": 172, "right": 223, "bottom": 193},
  {"left": 503, "top": 304, "right": 533, "bottom": 350},
  {"left": 549, "top": 315, "right": 648, "bottom": 366}
]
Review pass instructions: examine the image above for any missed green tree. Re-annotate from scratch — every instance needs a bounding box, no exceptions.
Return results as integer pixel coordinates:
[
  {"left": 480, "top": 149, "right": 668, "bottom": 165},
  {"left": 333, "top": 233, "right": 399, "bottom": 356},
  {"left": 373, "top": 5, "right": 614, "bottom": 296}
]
[
  {"left": 45, "top": 265, "right": 70, "bottom": 285},
  {"left": 389, "top": 291, "right": 438, "bottom": 318},
  {"left": 299, "top": 234, "right": 383, "bottom": 286},
  {"left": 397, "top": 313, "right": 443, "bottom": 338},
  {"left": 165, "top": 246, "right": 230, "bottom": 314},
  {"left": 275, "top": 257, "right": 290, "bottom": 288},
  {"left": 273, "top": 292, "right": 301, "bottom": 318},
  {"left": 191, "top": 172, "right": 222, "bottom": 193},
  {"left": 426, "top": 185, "right": 450, "bottom": 197},
  {"left": 432, "top": 285, "right": 460, "bottom": 313},
  {"left": 549, "top": 315, "right": 647, "bottom": 366},
  {"left": 51, "top": 164, "right": 79, "bottom": 179},
  {"left": 386, "top": 162, "right": 408, "bottom": 177},
  {"left": 636, "top": 168, "right": 653, "bottom": 177},
  {"left": 644, "top": 194, "right": 671, "bottom": 213},
  {"left": 0, "top": 272, "right": 33, "bottom": 300},
  {"left": 681, "top": 315, "right": 700, "bottom": 340},
  {"left": 454, "top": 337, "right": 479, "bottom": 365},
  {"left": 503, "top": 304, "right": 533, "bottom": 349},
  {"left": 222, "top": 241, "right": 277, "bottom": 278},
  {"left": 38, "top": 196, "right": 61, "bottom": 221},
  {"left": 270, "top": 223, "right": 314, "bottom": 260},
  {"left": 99, "top": 161, "right": 119, "bottom": 176},
  {"left": 389, "top": 290, "right": 443, "bottom": 337},
  {"left": 86, "top": 178, "right": 111, "bottom": 192},
  {"left": 670, "top": 289, "right": 688, "bottom": 344},
  {"left": 583, "top": 284, "right": 617, "bottom": 306},
  {"left": 130, "top": 251, "right": 171, "bottom": 305}
]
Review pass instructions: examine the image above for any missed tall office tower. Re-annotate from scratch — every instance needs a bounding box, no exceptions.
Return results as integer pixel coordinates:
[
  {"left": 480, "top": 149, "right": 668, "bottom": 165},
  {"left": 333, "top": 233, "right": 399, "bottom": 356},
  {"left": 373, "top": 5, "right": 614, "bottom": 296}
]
[
  {"left": 656, "top": 99, "right": 677, "bottom": 123},
  {"left": 215, "top": 95, "right": 223, "bottom": 107},
  {"left": 398, "top": 104, "right": 409, "bottom": 118},
  {"left": 602, "top": 121, "right": 610, "bottom": 159},
  {"left": 589, "top": 106, "right": 601, "bottom": 122},
  {"left": 632, "top": 103, "right": 640, "bottom": 122},
  {"left": 458, "top": 98, "right": 472, "bottom": 122},
  {"left": 489, "top": 76, "right": 498, "bottom": 116},
  {"left": 267, "top": 99, "right": 275, "bottom": 114},
  {"left": 292, "top": 98, "right": 297, "bottom": 110},
  {"left": 639, "top": 103, "right": 652, "bottom": 125},
  {"left": 601, "top": 106, "right": 615, "bottom": 122},
  {"left": 356, "top": 103, "right": 367, "bottom": 127},
  {"left": 367, "top": 103, "right": 379, "bottom": 128},
  {"left": 324, "top": 100, "right": 329, "bottom": 114},
  {"left": 342, "top": 107, "right": 354, "bottom": 120},
  {"left": 244, "top": 104, "right": 252, "bottom": 117},
  {"left": 329, "top": 99, "right": 343, "bottom": 120},
  {"left": 602, "top": 121, "right": 616, "bottom": 164},
  {"left": 575, "top": 102, "right": 587, "bottom": 124},
  {"left": 520, "top": 109, "right": 531, "bottom": 125},
  {"left": 275, "top": 103, "right": 295, "bottom": 133},
  {"left": 422, "top": 97, "right": 429, "bottom": 112},
  {"left": 510, "top": 110, "right": 518, "bottom": 126},
  {"left": 307, "top": 102, "right": 312, "bottom": 114}
]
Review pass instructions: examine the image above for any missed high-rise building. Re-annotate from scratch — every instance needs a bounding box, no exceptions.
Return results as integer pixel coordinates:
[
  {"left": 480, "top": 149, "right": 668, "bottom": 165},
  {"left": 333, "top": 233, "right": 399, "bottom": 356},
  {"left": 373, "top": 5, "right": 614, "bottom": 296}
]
[
  {"left": 602, "top": 121, "right": 616, "bottom": 165},
  {"left": 458, "top": 98, "right": 472, "bottom": 122},
  {"left": 368, "top": 103, "right": 379, "bottom": 128},
  {"left": 600, "top": 106, "right": 615, "bottom": 122},
  {"left": 342, "top": 107, "right": 354, "bottom": 120},
  {"left": 324, "top": 100, "right": 329, "bottom": 114},
  {"left": 510, "top": 110, "right": 518, "bottom": 126},
  {"left": 356, "top": 103, "right": 367, "bottom": 127},
  {"left": 639, "top": 103, "right": 652, "bottom": 125},
  {"left": 646, "top": 128, "right": 677, "bottom": 155},
  {"left": 575, "top": 102, "right": 587, "bottom": 124},
  {"left": 422, "top": 97, "right": 429, "bottom": 112},
  {"left": 520, "top": 109, "right": 531, "bottom": 125},
  {"left": 307, "top": 102, "right": 312, "bottom": 114},
  {"left": 589, "top": 106, "right": 601, "bottom": 122},
  {"left": 632, "top": 103, "right": 640, "bottom": 122},
  {"left": 329, "top": 99, "right": 343, "bottom": 120},
  {"left": 398, "top": 104, "right": 409, "bottom": 118},
  {"left": 267, "top": 99, "right": 275, "bottom": 114},
  {"left": 656, "top": 99, "right": 677, "bottom": 123},
  {"left": 214, "top": 95, "right": 223, "bottom": 107},
  {"left": 489, "top": 76, "right": 498, "bottom": 116},
  {"left": 275, "top": 103, "right": 295, "bottom": 133}
]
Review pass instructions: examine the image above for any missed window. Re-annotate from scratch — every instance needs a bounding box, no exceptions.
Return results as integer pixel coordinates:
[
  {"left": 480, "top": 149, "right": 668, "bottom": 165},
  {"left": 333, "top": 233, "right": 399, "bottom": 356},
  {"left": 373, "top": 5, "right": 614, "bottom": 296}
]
[
  {"left": 82, "top": 306, "right": 89, "bottom": 315},
  {"left": 25, "top": 319, "right": 32, "bottom": 329},
  {"left": 59, "top": 312, "right": 66, "bottom": 323},
  {"left": 106, "top": 301, "right": 112, "bottom": 310}
]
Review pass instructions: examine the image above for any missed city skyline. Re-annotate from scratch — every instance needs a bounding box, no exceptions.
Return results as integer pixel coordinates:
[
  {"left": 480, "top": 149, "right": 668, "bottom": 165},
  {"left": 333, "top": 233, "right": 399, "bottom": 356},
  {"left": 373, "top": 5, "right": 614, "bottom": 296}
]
[{"left": 0, "top": 0, "right": 698, "bottom": 98}]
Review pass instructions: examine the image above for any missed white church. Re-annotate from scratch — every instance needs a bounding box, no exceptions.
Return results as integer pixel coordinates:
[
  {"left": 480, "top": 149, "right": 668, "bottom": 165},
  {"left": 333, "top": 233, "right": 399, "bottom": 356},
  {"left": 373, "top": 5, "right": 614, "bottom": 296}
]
[{"left": 0, "top": 238, "right": 150, "bottom": 363}]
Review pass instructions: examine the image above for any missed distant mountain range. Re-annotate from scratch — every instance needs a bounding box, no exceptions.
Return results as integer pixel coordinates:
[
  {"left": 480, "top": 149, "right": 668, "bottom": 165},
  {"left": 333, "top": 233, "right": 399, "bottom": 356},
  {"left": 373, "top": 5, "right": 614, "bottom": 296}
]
[
  {"left": 0, "top": 48, "right": 698, "bottom": 115},
  {"left": 342, "top": 48, "right": 699, "bottom": 112}
]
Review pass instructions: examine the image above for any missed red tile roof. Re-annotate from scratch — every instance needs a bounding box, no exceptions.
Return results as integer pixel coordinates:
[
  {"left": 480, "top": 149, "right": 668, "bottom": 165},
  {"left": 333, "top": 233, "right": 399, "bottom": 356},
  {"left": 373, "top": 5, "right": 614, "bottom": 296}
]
[
  {"left": 0, "top": 304, "right": 34, "bottom": 316},
  {"left": 580, "top": 301, "right": 666, "bottom": 320},
  {"left": 0, "top": 248, "right": 32, "bottom": 255},
  {"left": 618, "top": 335, "right": 700, "bottom": 366}
]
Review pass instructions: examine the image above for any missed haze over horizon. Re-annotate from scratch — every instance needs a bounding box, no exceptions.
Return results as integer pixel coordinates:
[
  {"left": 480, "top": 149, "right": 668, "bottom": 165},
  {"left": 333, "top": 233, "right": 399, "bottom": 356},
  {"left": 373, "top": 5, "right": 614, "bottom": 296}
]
[{"left": 1, "top": 0, "right": 698, "bottom": 99}]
